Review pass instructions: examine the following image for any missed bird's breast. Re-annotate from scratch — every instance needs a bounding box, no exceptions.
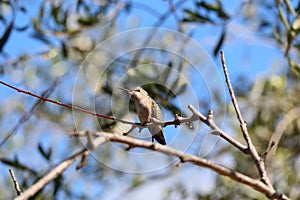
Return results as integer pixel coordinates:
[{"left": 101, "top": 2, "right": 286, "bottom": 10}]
[{"left": 134, "top": 99, "right": 151, "bottom": 123}]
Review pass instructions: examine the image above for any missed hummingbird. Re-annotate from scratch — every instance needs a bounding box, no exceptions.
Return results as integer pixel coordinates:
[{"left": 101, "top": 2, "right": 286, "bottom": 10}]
[{"left": 120, "top": 86, "right": 166, "bottom": 145}]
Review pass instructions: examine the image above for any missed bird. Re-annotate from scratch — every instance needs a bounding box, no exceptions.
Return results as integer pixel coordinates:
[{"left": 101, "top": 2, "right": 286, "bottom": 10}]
[{"left": 120, "top": 86, "right": 166, "bottom": 145}]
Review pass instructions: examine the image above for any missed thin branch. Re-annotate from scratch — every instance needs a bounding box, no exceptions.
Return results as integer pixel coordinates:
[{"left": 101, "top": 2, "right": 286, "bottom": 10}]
[
  {"left": 220, "top": 51, "right": 272, "bottom": 187},
  {"left": 0, "top": 80, "right": 114, "bottom": 120},
  {"left": 188, "top": 105, "right": 248, "bottom": 153},
  {"left": 0, "top": 79, "right": 60, "bottom": 148},
  {"left": 167, "top": 0, "right": 183, "bottom": 32},
  {"left": 9, "top": 169, "right": 22, "bottom": 196}
]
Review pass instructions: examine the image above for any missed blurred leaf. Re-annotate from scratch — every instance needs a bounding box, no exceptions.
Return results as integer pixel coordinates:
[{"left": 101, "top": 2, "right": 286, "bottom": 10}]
[
  {"left": 38, "top": 143, "right": 52, "bottom": 161},
  {"left": 131, "top": 176, "right": 144, "bottom": 188},
  {"left": 53, "top": 174, "right": 63, "bottom": 195},
  {"left": 61, "top": 41, "right": 68, "bottom": 58},
  {"left": 292, "top": 17, "right": 300, "bottom": 31},
  {"left": 258, "top": 20, "right": 271, "bottom": 31},
  {"left": 77, "top": 16, "right": 99, "bottom": 26},
  {"left": 0, "top": 20, "right": 13, "bottom": 52},
  {"left": 32, "top": 18, "right": 43, "bottom": 32},
  {"left": 285, "top": 0, "right": 296, "bottom": 16},
  {"left": 161, "top": 63, "right": 173, "bottom": 85},
  {"left": 176, "top": 83, "right": 187, "bottom": 96},
  {"left": 272, "top": 26, "right": 283, "bottom": 44},
  {"left": 293, "top": 42, "right": 300, "bottom": 52},
  {"left": 213, "top": 29, "right": 226, "bottom": 56},
  {"left": 30, "top": 31, "right": 52, "bottom": 45},
  {"left": 15, "top": 24, "right": 30, "bottom": 32},
  {"left": 19, "top": 6, "right": 27, "bottom": 13},
  {"left": 288, "top": 57, "right": 300, "bottom": 74},
  {"left": 183, "top": 9, "right": 215, "bottom": 24},
  {"left": 277, "top": 2, "right": 290, "bottom": 30},
  {"left": 1, "top": 157, "right": 37, "bottom": 174},
  {"left": 196, "top": 1, "right": 230, "bottom": 20}
]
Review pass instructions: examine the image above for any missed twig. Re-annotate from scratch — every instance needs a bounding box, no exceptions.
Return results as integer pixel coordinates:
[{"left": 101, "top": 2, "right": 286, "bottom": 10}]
[
  {"left": 0, "top": 80, "right": 114, "bottom": 120},
  {"left": 9, "top": 169, "right": 22, "bottom": 196},
  {"left": 220, "top": 51, "right": 272, "bottom": 187},
  {"left": 0, "top": 79, "right": 60, "bottom": 148},
  {"left": 188, "top": 105, "right": 248, "bottom": 153},
  {"left": 167, "top": 0, "right": 183, "bottom": 32}
]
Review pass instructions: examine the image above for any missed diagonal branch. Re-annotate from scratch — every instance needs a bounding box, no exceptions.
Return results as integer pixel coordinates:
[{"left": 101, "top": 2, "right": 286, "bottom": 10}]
[
  {"left": 14, "top": 135, "right": 107, "bottom": 200},
  {"left": 15, "top": 131, "right": 290, "bottom": 200},
  {"left": 9, "top": 169, "right": 22, "bottom": 196},
  {"left": 220, "top": 51, "right": 272, "bottom": 187},
  {"left": 188, "top": 105, "right": 248, "bottom": 153}
]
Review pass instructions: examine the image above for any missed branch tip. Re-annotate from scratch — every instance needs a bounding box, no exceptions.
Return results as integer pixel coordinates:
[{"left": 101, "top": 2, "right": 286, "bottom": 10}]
[
  {"left": 76, "top": 151, "right": 90, "bottom": 170},
  {"left": 9, "top": 169, "right": 22, "bottom": 195}
]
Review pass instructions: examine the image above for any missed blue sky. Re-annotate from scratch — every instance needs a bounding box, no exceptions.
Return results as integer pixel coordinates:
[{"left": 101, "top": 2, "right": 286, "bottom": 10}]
[{"left": 0, "top": 0, "right": 288, "bottom": 199}]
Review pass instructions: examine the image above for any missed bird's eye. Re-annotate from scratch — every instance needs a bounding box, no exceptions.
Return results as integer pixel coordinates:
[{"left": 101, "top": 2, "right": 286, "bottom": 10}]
[{"left": 136, "top": 89, "right": 140, "bottom": 92}]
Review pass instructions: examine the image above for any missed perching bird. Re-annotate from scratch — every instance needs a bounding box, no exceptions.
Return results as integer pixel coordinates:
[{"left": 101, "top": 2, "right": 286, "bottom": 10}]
[{"left": 120, "top": 86, "right": 166, "bottom": 145}]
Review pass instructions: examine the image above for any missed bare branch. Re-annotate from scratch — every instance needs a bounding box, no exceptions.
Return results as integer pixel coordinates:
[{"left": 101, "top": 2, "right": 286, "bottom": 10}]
[
  {"left": 14, "top": 136, "right": 107, "bottom": 200},
  {"left": 9, "top": 169, "right": 22, "bottom": 196},
  {"left": 15, "top": 128, "right": 291, "bottom": 200},
  {"left": 188, "top": 105, "right": 248, "bottom": 153},
  {"left": 0, "top": 79, "right": 60, "bottom": 148},
  {"left": 220, "top": 51, "right": 272, "bottom": 187},
  {"left": 26, "top": 131, "right": 291, "bottom": 200}
]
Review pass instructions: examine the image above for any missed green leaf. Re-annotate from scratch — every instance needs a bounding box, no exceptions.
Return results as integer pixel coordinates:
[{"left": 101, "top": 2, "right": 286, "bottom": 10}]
[
  {"left": 288, "top": 57, "right": 300, "bottom": 74},
  {"left": 183, "top": 9, "right": 215, "bottom": 24},
  {"left": 196, "top": 1, "right": 229, "bottom": 20},
  {"left": 272, "top": 26, "right": 283, "bottom": 44}
]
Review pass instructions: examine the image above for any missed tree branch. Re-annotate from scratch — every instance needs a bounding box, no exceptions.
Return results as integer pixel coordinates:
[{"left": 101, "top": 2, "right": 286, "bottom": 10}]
[
  {"left": 220, "top": 51, "right": 272, "bottom": 187},
  {"left": 9, "top": 169, "right": 22, "bottom": 196},
  {"left": 14, "top": 135, "right": 107, "bottom": 200},
  {"left": 0, "top": 80, "right": 250, "bottom": 154},
  {"left": 15, "top": 131, "right": 290, "bottom": 200}
]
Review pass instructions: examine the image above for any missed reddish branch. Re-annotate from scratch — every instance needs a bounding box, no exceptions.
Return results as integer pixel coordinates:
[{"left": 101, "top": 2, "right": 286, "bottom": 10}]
[{"left": 0, "top": 80, "right": 114, "bottom": 120}]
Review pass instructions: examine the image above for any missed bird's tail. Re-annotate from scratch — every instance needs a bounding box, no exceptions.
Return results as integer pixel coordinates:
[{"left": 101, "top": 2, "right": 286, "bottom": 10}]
[{"left": 152, "top": 131, "right": 166, "bottom": 145}]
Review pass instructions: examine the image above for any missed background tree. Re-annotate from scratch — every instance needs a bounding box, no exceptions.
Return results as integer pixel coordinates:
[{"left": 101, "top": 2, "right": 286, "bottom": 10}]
[{"left": 0, "top": 0, "right": 299, "bottom": 199}]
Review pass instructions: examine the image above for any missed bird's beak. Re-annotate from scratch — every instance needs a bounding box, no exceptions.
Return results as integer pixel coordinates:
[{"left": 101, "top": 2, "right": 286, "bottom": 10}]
[{"left": 118, "top": 87, "right": 131, "bottom": 94}]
